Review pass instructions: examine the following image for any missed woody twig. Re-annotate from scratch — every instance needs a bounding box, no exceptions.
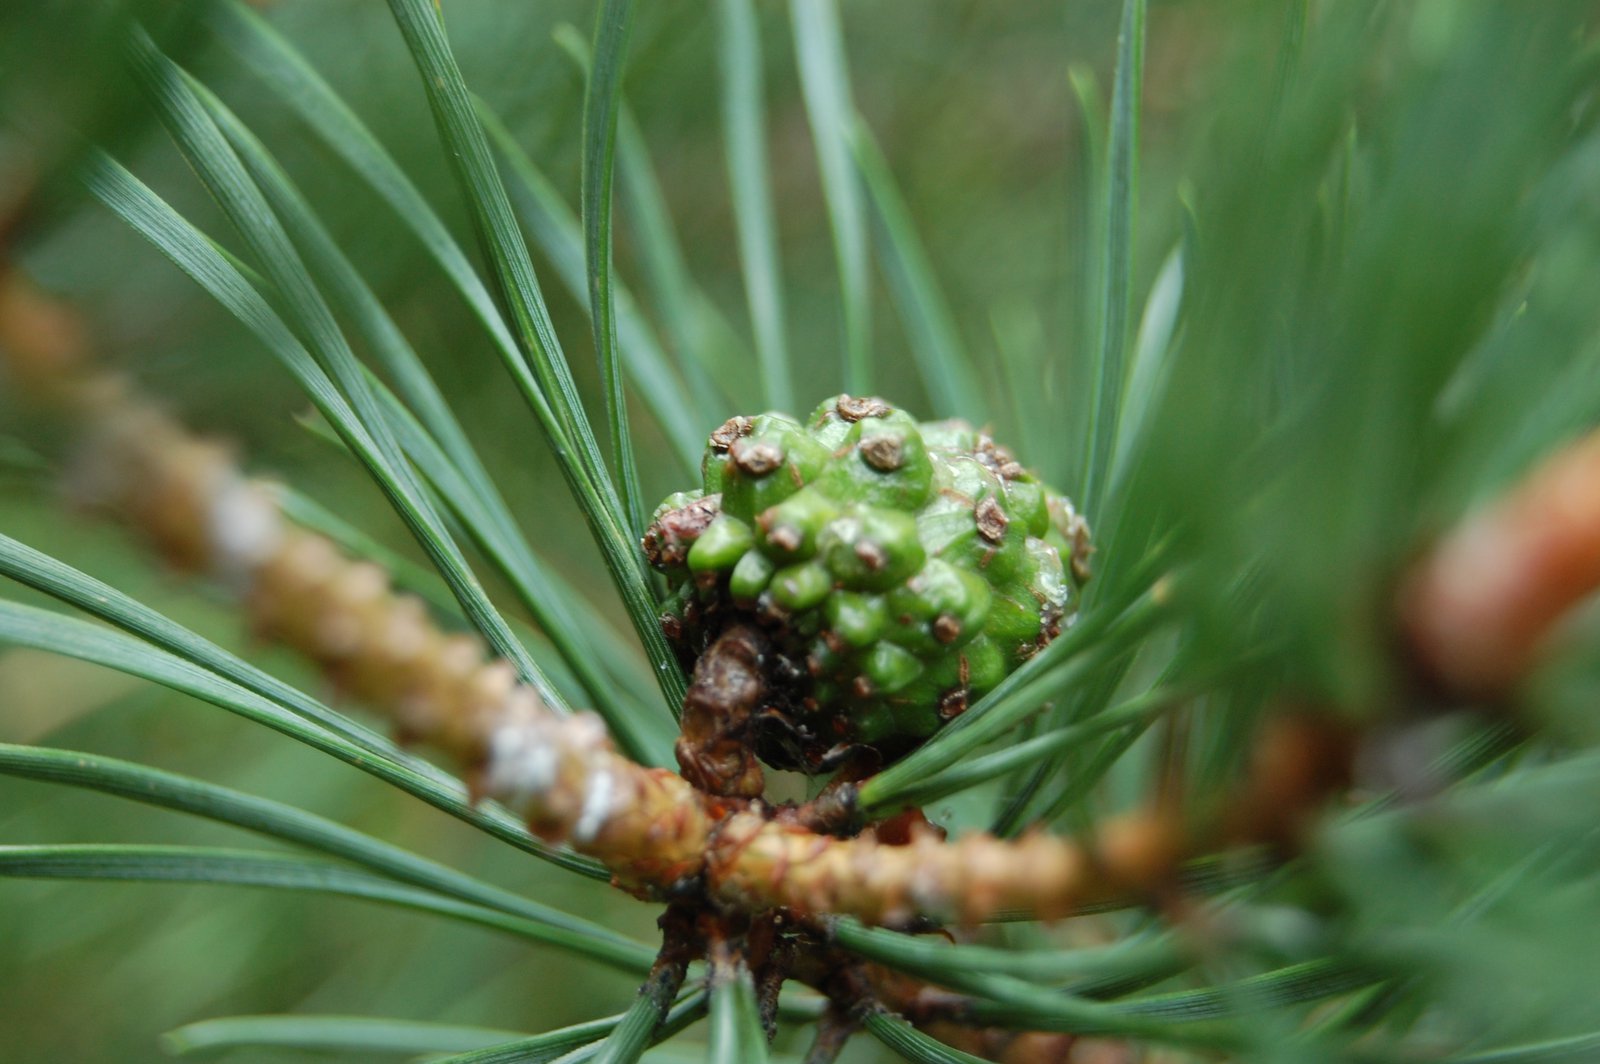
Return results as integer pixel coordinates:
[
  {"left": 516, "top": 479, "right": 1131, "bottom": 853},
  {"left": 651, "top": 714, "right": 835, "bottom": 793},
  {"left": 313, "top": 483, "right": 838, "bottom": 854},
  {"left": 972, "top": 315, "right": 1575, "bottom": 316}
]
[
  {"left": 1401, "top": 430, "right": 1600, "bottom": 703},
  {"left": 0, "top": 263, "right": 1365, "bottom": 930}
]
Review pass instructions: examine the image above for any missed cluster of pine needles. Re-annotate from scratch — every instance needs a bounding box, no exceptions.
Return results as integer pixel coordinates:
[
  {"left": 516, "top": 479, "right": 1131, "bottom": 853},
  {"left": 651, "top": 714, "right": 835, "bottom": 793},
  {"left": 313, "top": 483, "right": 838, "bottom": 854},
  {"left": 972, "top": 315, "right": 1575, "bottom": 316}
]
[{"left": 5, "top": 2, "right": 1600, "bottom": 1062}]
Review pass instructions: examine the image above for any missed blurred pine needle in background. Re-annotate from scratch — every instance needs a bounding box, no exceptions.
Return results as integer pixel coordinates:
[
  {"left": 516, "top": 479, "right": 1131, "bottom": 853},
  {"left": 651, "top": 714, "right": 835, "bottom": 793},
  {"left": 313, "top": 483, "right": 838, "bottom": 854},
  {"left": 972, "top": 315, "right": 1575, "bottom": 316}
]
[{"left": 3, "top": 1, "right": 1600, "bottom": 1062}]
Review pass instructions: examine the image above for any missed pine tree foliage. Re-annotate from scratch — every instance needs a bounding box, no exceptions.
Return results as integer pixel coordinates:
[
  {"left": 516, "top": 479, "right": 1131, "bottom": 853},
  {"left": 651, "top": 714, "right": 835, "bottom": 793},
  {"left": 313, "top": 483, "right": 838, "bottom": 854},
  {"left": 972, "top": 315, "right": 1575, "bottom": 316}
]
[{"left": 3, "top": 2, "right": 1600, "bottom": 1061}]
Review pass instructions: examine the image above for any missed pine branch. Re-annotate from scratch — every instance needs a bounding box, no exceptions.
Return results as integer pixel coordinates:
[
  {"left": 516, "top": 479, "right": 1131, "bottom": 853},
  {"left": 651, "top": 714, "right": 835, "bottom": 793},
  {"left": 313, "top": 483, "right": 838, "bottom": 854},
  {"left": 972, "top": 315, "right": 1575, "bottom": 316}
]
[
  {"left": 1401, "top": 429, "right": 1600, "bottom": 701},
  {"left": 0, "top": 268, "right": 1360, "bottom": 930}
]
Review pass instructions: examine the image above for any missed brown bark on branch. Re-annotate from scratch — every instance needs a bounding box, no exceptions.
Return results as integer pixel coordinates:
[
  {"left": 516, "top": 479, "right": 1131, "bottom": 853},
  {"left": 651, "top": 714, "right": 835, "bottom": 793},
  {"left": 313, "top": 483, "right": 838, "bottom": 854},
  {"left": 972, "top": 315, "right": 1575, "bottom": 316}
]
[
  {"left": 1402, "top": 428, "right": 1600, "bottom": 700},
  {"left": 2, "top": 267, "right": 1354, "bottom": 935}
]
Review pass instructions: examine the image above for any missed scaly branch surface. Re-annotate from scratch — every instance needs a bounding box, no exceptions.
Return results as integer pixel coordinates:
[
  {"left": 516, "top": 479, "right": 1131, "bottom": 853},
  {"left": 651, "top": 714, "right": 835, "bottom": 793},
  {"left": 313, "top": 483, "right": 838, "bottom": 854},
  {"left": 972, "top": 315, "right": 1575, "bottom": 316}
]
[
  {"left": 0, "top": 264, "right": 1352, "bottom": 931},
  {"left": 21, "top": 260, "right": 1600, "bottom": 1063}
]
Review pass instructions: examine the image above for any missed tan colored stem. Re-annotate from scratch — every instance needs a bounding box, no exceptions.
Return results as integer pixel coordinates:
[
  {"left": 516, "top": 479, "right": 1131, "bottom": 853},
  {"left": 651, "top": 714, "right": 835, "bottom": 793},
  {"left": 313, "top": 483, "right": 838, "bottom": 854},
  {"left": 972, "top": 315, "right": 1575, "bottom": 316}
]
[
  {"left": 34, "top": 354, "right": 1175, "bottom": 921},
  {"left": 1402, "top": 429, "right": 1600, "bottom": 700},
  {"left": 3, "top": 267, "right": 1352, "bottom": 929},
  {"left": 710, "top": 811, "right": 1110, "bottom": 925}
]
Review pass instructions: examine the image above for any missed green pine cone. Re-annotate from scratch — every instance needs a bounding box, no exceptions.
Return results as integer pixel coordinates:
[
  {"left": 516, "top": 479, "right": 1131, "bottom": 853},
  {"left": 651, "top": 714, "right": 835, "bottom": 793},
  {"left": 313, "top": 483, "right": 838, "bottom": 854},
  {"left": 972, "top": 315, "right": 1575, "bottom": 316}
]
[{"left": 645, "top": 394, "right": 1092, "bottom": 770}]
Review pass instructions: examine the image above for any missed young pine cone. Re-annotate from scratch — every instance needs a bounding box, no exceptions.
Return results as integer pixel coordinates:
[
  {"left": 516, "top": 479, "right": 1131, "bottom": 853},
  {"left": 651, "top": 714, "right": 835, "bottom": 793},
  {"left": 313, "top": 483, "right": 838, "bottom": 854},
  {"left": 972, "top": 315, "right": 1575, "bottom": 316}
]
[{"left": 645, "top": 394, "right": 1091, "bottom": 773}]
